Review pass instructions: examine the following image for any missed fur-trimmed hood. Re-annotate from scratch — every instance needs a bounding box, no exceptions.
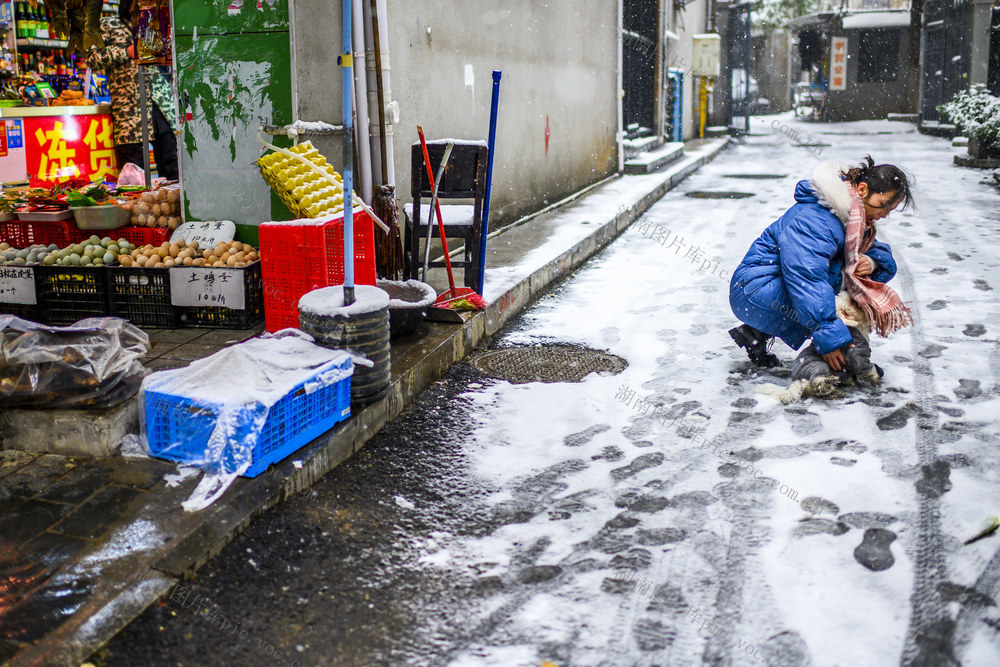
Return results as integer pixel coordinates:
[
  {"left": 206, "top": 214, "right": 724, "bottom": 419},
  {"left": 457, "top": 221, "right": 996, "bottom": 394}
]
[{"left": 808, "top": 161, "right": 852, "bottom": 225}]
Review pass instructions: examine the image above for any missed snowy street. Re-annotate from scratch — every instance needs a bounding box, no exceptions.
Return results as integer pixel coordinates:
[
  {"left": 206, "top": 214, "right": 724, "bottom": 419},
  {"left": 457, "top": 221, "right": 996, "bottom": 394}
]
[{"left": 104, "top": 117, "right": 1000, "bottom": 666}]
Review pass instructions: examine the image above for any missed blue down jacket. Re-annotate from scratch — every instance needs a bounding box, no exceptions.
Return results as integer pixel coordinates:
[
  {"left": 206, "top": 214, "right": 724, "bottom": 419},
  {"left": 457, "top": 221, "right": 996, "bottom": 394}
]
[{"left": 729, "top": 179, "right": 896, "bottom": 354}]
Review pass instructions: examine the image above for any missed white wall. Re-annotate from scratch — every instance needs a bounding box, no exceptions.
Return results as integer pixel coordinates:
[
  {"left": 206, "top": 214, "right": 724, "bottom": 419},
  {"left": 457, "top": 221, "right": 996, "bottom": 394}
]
[{"left": 293, "top": 0, "right": 620, "bottom": 225}]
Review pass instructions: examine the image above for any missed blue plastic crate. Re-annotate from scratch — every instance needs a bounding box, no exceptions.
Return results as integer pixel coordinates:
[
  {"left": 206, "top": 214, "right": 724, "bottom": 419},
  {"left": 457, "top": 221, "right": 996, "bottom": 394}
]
[{"left": 144, "top": 356, "right": 352, "bottom": 477}]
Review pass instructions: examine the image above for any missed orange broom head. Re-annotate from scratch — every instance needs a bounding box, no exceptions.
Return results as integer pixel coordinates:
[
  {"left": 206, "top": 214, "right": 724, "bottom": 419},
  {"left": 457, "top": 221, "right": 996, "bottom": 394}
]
[{"left": 434, "top": 289, "right": 488, "bottom": 311}]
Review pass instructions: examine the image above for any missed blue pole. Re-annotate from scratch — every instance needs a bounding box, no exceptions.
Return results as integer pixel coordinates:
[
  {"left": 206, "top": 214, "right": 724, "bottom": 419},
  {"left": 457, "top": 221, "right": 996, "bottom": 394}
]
[
  {"left": 341, "top": 0, "right": 355, "bottom": 304},
  {"left": 477, "top": 70, "right": 502, "bottom": 296}
]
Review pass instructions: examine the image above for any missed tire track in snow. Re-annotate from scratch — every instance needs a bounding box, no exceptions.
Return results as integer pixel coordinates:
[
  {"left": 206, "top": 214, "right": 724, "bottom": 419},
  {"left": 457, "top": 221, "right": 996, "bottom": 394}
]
[
  {"left": 951, "top": 339, "right": 1000, "bottom": 658},
  {"left": 891, "top": 248, "right": 954, "bottom": 666}
]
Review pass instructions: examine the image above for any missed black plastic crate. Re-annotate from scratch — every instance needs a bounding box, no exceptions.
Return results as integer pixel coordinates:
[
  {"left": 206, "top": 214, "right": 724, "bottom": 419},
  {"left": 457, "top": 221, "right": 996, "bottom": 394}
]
[
  {"left": 36, "top": 265, "right": 111, "bottom": 325},
  {"left": 108, "top": 266, "right": 178, "bottom": 328},
  {"left": 176, "top": 262, "right": 265, "bottom": 329}
]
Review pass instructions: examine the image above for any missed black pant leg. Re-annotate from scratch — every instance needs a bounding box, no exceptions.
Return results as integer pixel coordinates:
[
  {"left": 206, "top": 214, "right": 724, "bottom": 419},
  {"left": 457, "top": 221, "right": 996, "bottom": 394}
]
[{"left": 150, "top": 105, "right": 179, "bottom": 180}]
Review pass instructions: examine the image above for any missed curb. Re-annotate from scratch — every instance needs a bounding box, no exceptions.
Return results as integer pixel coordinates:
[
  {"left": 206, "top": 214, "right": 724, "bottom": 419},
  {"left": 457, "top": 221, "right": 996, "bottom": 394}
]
[{"left": 12, "top": 137, "right": 730, "bottom": 667}]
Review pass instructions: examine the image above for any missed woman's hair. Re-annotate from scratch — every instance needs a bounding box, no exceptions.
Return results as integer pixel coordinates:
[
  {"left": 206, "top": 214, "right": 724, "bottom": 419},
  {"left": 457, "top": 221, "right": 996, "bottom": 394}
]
[{"left": 843, "top": 156, "right": 914, "bottom": 210}]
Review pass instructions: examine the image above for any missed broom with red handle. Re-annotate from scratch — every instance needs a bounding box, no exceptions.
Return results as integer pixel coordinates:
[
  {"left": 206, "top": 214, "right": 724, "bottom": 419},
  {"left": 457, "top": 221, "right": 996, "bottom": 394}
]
[{"left": 416, "top": 126, "right": 487, "bottom": 311}]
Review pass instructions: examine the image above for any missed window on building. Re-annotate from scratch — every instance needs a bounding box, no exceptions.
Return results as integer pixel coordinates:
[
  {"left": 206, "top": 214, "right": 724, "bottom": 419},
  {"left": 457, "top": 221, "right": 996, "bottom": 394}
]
[{"left": 857, "top": 29, "right": 900, "bottom": 82}]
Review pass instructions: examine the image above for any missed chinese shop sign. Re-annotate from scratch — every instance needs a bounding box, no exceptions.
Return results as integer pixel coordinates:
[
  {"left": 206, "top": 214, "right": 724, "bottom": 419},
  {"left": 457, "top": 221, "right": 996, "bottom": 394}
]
[{"left": 24, "top": 114, "right": 118, "bottom": 185}]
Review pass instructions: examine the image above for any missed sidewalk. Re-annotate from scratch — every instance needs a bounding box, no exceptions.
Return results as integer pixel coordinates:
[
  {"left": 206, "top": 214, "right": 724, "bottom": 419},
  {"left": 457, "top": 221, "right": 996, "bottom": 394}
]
[{"left": 0, "top": 137, "right": 729, "bottom": 667}]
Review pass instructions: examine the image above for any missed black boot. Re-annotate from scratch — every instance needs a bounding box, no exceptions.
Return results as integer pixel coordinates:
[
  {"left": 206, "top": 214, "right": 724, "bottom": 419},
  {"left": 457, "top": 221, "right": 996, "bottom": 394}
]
[{"left": 729, "top": 324, "right": 779, "bottom": 368}]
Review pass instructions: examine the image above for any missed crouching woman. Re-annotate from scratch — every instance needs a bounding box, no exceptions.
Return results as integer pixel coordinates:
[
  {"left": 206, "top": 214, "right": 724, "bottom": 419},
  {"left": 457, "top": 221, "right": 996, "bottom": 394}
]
[{"left": 727, "top": 157, "right": 914, "bottom": 374}]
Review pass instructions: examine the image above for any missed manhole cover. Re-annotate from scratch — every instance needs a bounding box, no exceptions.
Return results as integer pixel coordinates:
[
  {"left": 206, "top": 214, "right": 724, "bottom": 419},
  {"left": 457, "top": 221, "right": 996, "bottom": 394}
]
[
  {"left": 472, "top": 345, "right": 627, "bottom": 384},
  {"left": 724, "top": 174, "right": 787, "bottom": 179},
  {"left": 685, "top": 191, "right": 755, "bottom": 199}
]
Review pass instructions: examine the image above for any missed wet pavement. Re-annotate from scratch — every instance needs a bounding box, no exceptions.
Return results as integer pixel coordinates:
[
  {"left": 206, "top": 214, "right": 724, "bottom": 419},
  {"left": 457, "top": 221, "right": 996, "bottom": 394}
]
[
  {"left": 0, "top": 327, "right": 261, "bottom": 664},
  {"left": 96, "top": 119, "right": 1000, "bottom": 666}
]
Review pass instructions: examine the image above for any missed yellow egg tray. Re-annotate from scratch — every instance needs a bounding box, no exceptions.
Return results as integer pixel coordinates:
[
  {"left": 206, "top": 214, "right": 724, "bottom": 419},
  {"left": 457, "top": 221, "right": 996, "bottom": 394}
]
[{"left": 257, "top": 141, "right": 360, "bottom": 219}]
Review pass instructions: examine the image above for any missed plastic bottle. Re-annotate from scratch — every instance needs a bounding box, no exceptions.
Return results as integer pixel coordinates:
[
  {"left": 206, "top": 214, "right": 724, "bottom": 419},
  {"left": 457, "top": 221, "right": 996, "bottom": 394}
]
[{"left": 36, "top": 4, "right": 48, "bottom": 40}]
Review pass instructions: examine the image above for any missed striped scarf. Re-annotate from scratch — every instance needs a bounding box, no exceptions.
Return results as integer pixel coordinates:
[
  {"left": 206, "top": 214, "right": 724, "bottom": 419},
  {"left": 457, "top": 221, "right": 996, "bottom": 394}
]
[{"left": 842, "top": 183, "right": 913, "bottom": 337}]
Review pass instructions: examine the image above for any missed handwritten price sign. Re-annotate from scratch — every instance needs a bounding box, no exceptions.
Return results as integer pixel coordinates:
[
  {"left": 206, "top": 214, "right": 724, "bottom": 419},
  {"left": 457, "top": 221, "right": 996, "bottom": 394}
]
[
  {"left": 169, "top": 266, "right": 245, "bottom": 309},
  {"left": 170, "top": 220, "right": 236, "bottom": 250},
  {"left": 0, "top": 267, "right": 37, "bottom": 305}
]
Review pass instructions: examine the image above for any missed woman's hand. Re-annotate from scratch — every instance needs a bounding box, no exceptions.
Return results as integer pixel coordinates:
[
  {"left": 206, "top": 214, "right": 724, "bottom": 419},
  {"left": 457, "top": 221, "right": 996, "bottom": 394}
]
[
  {"left": 820, "top": 344, "right": 855, "bottom": 372},
  {"left": 855, "top": 256, "right": 874, "bottom": 276}
]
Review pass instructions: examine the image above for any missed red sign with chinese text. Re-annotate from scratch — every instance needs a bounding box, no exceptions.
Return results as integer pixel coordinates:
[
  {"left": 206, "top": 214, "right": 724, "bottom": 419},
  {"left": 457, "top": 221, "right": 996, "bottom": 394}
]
[{"left": 23, "top": 114, "right": 118, "bottom": 186}]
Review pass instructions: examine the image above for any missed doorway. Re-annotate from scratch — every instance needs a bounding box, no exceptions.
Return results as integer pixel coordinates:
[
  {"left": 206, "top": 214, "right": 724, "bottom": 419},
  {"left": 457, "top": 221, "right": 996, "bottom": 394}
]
[{"left": 622, "top": 0, "right": 659, "bottom": 139}]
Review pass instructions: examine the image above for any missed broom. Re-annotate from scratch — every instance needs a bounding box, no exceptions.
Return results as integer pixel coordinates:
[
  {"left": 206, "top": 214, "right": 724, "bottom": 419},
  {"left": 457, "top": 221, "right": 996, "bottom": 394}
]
[
  {"left": 417, "top": 126, "right": 488, "bottom": 312},
  {"left": 373, "top": 185, "right": 404, "bottom": 280}
]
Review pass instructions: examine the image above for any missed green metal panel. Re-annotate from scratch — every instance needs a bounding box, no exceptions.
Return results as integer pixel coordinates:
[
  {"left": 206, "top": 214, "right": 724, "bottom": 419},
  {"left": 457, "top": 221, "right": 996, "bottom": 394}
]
[
  {"left": 174, "top": 0, "right": 290, "bottom": 37},
  {"left": 176, "top": 29, "right": 294, "bottom": 225}
]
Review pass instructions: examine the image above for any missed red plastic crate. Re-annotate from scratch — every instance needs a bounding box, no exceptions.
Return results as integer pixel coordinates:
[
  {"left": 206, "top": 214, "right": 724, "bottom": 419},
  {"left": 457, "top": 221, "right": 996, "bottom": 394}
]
[
  {"left": 259, "top": 210, "right": 376, "bottom": 332},
  {"left": 115, "top": 226, "right": 171, "bottom": 248},
  {"left": 0, "top": 219, "right": 88, "bottom": 248}
]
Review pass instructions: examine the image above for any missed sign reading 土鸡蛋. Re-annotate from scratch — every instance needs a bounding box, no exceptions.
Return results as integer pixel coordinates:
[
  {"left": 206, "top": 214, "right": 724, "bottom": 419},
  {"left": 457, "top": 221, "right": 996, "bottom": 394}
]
[
  {"left": 170, "top": 220, "right": 236, "bottom": 250},
  {"left": 169, "top": 267, "right": 245, "bottom": 309},
  {"left": 0, "top": 267, "right": 37, "bottom": 305}
]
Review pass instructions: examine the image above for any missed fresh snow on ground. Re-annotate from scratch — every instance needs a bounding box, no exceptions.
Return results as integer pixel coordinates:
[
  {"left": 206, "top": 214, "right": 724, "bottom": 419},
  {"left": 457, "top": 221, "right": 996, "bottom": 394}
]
[{"left": 420, "top": 116, "right": 1000, "bottom": 666}]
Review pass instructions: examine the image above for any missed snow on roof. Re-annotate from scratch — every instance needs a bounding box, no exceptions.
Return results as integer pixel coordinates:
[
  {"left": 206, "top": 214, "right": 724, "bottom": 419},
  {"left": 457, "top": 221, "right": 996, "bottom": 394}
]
[{"left": 841, "top": 10, "right": 911, "bottom": 29}]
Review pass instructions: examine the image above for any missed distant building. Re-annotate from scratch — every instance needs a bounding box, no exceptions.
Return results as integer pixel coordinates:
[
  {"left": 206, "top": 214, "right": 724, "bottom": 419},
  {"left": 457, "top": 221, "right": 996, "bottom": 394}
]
[
  {"left": 785, "top": 0, "right": 920, "bottom": 122},
  {"left": 918, "top": 0, "right": 1000, "bottom": 127}
]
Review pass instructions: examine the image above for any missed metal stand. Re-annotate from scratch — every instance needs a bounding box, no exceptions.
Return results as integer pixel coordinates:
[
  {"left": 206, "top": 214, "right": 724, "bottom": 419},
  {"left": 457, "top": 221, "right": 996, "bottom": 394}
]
[{"left": 137, "top": 65, "right": 151, "bottom": 185}]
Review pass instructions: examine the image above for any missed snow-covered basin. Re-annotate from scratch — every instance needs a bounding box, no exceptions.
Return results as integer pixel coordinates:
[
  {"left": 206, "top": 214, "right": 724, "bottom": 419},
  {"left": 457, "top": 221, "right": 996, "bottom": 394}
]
[{"left": 376, "top": 279, "right": 437, "bottom": 338}]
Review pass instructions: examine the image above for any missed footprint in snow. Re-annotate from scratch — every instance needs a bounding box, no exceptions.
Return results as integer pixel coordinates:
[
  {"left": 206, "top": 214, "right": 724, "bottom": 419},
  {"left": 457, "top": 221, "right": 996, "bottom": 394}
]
[
  {"left": 592, "top": 445, "right": 625, "bottom": 462},
  {"left": 955, "top": 379, "right": 982, "bottom": 399},
  {"left": 974, "top": 279, "right": 993, "bottom": 291},
  {"left": 908, "top": 242, "right": 923, "bottom": 248},
  {"left": 854, "top": 528, "right": 897, "bottom": 571},
  {"left": 915, "top": 459, "right": 952, "bottom": 498},
  {"left": 610, "top": 548, "right": 653, "bottom": 571},
  {"left": 919, "top": 344, "right": 947, "bottom": 359},
  {"left": 517, "top": 565, "right": 561, "bottom": 584},
  {"left": 931, "top": 267, "right": 948, "bottom": 275},
  {"left": 563, "top": 424, "right": 611, "bottom": 447},
  {"left": 830, "top": 456, "right": 858, "bottom": 467},
  {"left": 794, "top": 518, "right": 849, "bottom": 537},
  {"left": 927, "top": 300, "right": 947, "bottom": 310},
  {"left": 964, "top": 323, "right": 986, "bottom": 337},
  {"left": 876, "top": 403, "right": 923, "bottom": 431},
  {"left": 800, "top": 497, "right": 840, "bottom": 517},
  {"left": 947, "top": 252, "right": 964, "bottom": 262},
  {"left": 839, "top": 512, "right": 896, "bottom": 529},
  {"left": 636, "top": 528, "right": 687, "bottom": 545}
]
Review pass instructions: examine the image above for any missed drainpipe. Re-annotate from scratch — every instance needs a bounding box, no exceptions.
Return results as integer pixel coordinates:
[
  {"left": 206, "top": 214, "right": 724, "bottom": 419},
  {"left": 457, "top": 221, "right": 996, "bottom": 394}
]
[
  {"left": 617, "top": 0, "right": 624, "bottom": 173},
  {"left": 375, "top": 0, "right": 396, "bottom": 187},
  {"left": 362, "top": 0, "right": 396, "bottom": 187},
  {"left": 352, "top": 0, "right": 373, "bottom": 203}
]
